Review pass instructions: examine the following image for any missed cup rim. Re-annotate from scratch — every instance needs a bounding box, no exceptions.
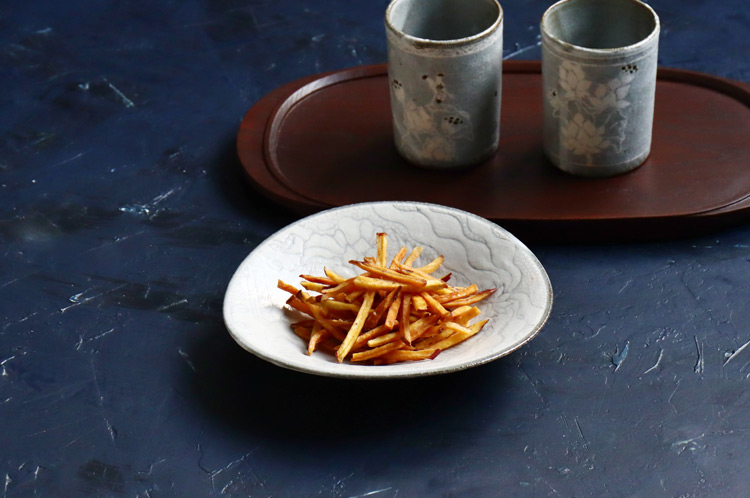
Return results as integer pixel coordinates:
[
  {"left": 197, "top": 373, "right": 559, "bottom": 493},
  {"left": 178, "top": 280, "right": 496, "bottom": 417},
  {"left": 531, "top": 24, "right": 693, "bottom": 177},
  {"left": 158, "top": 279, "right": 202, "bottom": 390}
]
[
  {"left": 540, "top": 0, "right": 660, "bottom": 56},
  {"left": 385, "top": 0, "right": 503, "bottom": 48}
]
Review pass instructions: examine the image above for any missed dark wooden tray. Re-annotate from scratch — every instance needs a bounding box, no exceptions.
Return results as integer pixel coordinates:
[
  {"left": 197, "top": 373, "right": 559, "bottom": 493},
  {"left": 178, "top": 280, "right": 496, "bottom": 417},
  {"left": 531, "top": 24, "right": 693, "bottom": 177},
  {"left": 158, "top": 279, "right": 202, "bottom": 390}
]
[{"left": 237, "top": 61, "right": 750, "bottom": 242}]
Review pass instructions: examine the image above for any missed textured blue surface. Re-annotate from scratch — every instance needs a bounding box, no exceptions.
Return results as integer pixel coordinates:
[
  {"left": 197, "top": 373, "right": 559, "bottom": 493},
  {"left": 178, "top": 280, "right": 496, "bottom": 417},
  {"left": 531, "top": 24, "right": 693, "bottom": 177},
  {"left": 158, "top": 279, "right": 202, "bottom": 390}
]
[{"left": 1, "top": 0, "right": 749, "bottom": 496}]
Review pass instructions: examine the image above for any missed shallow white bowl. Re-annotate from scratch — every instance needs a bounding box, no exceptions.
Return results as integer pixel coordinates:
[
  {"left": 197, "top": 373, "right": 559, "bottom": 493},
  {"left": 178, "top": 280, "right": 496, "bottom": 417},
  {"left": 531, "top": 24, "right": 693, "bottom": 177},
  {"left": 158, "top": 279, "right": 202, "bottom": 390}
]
[{"left": 223, "top": 201, "right": 553, "bottom": 379}]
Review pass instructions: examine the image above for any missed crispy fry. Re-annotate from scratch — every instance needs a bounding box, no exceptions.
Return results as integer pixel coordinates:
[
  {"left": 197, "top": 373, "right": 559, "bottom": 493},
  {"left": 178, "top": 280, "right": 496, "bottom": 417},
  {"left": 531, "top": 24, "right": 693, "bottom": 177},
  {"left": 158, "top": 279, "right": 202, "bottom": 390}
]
[
  {"left": 367, "top": 331, "right": 400, "bottom": 348},
  {"left": 307, "top": 322, "right": 327, "bottom": 355},
  {"left": 353, "top": 322, "right": 397, "bottom": 350},
  {"left": 434, "top": 283, "right": 479, "bottom": 303},
  {"left": 389, "top": 246, "right": 408, "bottom": 269},
  {"left": 300, "top": 274, "right": 336, "bottom": 285},
  {"left": 442, "top": 288, "right": 497, "bottom": 308},
  {"left": 280, "top": 233, "right": 496, "bottom": 365},
  {"left": 351, "top": 340, "right": 404, "bottom": 362},
  {"left": 350, "top": 260, "right": 428, "bottom": 287},
  {"left": 417, "top": 255, "right": 445, "bottom": 274},
  {"left": 384, "top": 288, "right": 402, "bottom": 329},
  {"left": 336, "top": 290, "right": 376, "bottom": 362},
  {"left": 376, "top": 232, "right": 388, "bottom": 268},
  {"left": 399, "top": 293, "right": 413, "bottom": 344},
  {"left": 300, "top": 281, "right": 327, "bottom": 293},
  {"left": 324, "top": 267, "right": 347, "bottom": 284},
  {"left": 403, "top": 246, "right": 423, "bottom": 267},
  {"left": 428, "top": 319, "right": 489, "bottom": 351},
  {"left": 278, "top": 279, "right": 300, "bottom": 295},
  {"left": 419, "top": 291, "right": 450, "bottom": 318},
  {"left": 378, "top": 349, "right": 441, "bottom": 364},
  {"left": 366, "top": 288, "right": 399, "bottom": 329}
]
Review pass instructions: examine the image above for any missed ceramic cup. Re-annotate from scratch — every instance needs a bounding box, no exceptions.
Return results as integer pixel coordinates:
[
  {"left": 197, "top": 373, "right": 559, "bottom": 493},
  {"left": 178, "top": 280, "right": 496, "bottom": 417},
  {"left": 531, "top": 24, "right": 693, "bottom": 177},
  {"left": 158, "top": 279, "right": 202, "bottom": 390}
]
[
  {"left": 385, "top": 0, "right": 504, "bottom": 169},
  {"left": 541, "top": 0, "right": 660, "bottom": 177}
]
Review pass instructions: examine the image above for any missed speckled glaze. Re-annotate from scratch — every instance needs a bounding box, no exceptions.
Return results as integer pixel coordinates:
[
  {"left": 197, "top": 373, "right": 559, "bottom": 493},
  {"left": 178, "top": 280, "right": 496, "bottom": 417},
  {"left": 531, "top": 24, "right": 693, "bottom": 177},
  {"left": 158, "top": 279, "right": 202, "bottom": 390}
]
[
  {"left": 223, "top": 201, "right": 552, "bottom": 379},
  {"left": 541, "top": 0, "right": 660, "bottom": 177},
  {"left": 385, "top": 0, "right": 504, "bottom": 169}
]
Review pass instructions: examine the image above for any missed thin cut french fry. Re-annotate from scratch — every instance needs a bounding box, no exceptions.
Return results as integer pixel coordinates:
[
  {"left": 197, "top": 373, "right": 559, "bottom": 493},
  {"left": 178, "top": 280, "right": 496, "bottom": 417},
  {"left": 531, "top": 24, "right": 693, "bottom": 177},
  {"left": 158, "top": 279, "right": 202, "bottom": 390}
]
[
  {"left": 434, "top": 284, "right": 479, "bottom": 303},
  {"left": 428, "top": 319, "right": 489, "bottom": 351},
  {"left": 351, "top": 340, "right": 404, "bottom": 362},
  {"left": 389, "top": 246, "right": 408, "bottom": 269},
  {"left": 403, "top": 246, "right": 423, "bottom": 267},
  {"left": 278, "top": 279, "right": 300, "bottom": 295},
  {"left": 367, "top": 331, "right": 400, "bottom": 348},
  {"left": 376, "top": 232, "right": 388, "bottom": 268},
  {"left": 336, "top": 290, "right": 376, "bottom": 362},
  {"left": 417, "top": 255, "right": 445, "bottom": 274},
  {"left": 442, "top": 288, "right": 497, "bottom": 308},
  {"left": 353, "top": 322, "right": 397, "bottom": 350}
]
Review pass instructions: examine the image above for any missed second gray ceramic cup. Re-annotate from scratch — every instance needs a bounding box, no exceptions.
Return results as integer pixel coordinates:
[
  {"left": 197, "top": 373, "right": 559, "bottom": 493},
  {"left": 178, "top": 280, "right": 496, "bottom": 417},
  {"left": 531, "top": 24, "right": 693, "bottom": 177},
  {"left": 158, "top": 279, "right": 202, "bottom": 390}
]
[
  {"left": 386, "top": 0, "right": 504, "bottom": 169},
  {"left": 541, "top": 0, "right": 660, "bottom": 177}
]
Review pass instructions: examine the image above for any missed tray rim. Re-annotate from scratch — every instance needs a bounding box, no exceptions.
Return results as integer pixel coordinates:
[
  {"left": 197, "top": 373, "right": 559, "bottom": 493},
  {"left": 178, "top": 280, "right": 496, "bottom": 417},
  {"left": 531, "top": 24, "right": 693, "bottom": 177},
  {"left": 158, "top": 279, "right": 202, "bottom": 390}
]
[{"left": 237, "top": 61, "right": 750, "bottom": 241}]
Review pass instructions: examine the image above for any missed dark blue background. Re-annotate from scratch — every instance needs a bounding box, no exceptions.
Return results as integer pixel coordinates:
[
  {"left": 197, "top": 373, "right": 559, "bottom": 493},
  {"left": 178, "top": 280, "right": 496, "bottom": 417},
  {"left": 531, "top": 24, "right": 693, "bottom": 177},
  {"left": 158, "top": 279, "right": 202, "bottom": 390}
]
[{"left": 1, "top": 0, "right": 749, "bottom": 496}]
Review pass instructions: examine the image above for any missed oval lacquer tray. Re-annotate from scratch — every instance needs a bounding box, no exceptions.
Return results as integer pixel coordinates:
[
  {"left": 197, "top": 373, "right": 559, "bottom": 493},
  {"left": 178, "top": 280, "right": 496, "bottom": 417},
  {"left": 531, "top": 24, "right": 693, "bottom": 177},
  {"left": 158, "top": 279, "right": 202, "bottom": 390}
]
[{"left": 237, "top": 61, "right": 750, "bottom": 242}]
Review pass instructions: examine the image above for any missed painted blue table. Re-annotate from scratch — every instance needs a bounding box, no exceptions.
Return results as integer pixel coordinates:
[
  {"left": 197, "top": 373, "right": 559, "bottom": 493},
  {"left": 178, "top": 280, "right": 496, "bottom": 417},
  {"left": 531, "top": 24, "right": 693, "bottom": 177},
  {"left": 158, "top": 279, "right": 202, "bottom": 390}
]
[{"left": 1, "top": 0, "right": 749, "bottom": 496}]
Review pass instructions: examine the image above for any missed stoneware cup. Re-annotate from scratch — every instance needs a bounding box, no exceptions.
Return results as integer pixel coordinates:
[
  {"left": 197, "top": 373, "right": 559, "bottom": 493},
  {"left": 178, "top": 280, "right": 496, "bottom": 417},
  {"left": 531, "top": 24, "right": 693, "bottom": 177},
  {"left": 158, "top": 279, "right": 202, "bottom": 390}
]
[
  {"left": 541, "top": 0, "right": 660, "bottom": 177},
  {"left": 385, "top": 0, "right": 504, "bottom": 169}
]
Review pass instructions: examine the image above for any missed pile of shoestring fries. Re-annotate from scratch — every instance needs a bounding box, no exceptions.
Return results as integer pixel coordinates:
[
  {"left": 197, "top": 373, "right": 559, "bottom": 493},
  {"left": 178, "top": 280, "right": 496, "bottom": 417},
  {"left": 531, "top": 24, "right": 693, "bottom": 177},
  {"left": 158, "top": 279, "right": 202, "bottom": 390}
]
[{"left": 277, "top": 232, "right": 496, "bottom": 365}]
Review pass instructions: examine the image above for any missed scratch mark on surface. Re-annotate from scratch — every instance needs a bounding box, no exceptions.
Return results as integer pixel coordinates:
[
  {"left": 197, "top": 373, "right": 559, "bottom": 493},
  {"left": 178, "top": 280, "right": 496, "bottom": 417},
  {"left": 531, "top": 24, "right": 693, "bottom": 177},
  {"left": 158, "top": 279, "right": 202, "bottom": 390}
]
[
  {"left": 503, "top": 41, "right": 541, "bottom": 60},
  {"left": 518, "top": 365, "right": 546, "bottom": 403},
  {"left": 668, "top": 378, "right": 682, "bottom": 413},
  {"left": 178, "top": 349, "right": 197, "bottom": 372},
  {"left": 59, "top": 421, "right": 109, "bottom": 449},
  {"left": 203, "top": 448, "right": 260, "bottom": 493},
  {"left": 0, "top": 273, "right": 35, "bottom": 289},
  {"left": 694, "top": 336, "right": 704, "bottom": 375},
  {"left": 152, "top": 187, "right": 178, "bottom": 204},
  {"left": 93, "top": 328, "right": 115, "bottom": 341},
  {"left": 17, "top": 311, "right": 38, "bottom": 323},
  {"left": 158, "top": 298, "right": 188, "bottom": 312},
  {"left": 23, "top": 412, "right": 100, "bottom": 438},
  {"left": 612, "top": 341, "right": 629, "bottom": 371},
  {"left": 60, "top": 283, "right": 127, "bottom": 313},
  {"left": 51, "top": 150, "right": 90, "bottom": 168},
  {"left": 348, "top": 487, "right": 393, "bottom": 498},
  {"left": 643, "top": 347, "right": 664, "bottom": 374},
  {"left": 105, "top": 419, "right": 117, "bottom": 443},
  {"left": 90, "top": 356, "right": 104, "bottom": 404},
  {"left": 539, "top": 477, "right": 563, "bottom": 496},
  {"left": 1, "top": 351, "right": 27, "bottom": 377},
  {"left": 74, "top": 329, "right": 115, "bottom": 351},
  {"left": 574, "top": 417, "right": 590, "bottom": 453},
  {"left": 618, "top": 279, "right": 632, "bottom": 294},
  {"left": 119, "top": 187, "right": 182, "bottom": 218},
  {"left": 105, "top": 79, "right": 135, "bottom": 108},
  {"left": 672, "top": 433, "right": 705, "bottom": 455},
  {"left": 84, "top": 229, "right": 148, "bottom": 253},
  {"left": 61, "top": 288, "right": 101, "bottom": 313},
  {"left": 723, "top": 338, "right": 750, "bottom": 367}
]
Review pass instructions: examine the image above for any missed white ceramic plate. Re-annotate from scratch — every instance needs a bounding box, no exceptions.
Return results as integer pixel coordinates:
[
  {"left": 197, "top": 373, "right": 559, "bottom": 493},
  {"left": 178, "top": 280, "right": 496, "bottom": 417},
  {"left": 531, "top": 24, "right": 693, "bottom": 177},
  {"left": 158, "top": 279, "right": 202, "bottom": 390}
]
[{"left": 223, "top": 201, "right": 553, "bottom": 379}]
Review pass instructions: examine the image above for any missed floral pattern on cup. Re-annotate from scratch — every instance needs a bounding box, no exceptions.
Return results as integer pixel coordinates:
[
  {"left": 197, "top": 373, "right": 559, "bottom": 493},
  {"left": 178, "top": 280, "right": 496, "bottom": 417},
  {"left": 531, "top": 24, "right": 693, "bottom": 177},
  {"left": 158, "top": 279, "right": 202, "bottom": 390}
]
[
  {"left": 548, "top": 61, "right": 638, "bottom": 166},
  {"left": 392, "top": 74, "right": 474, "bottom": 163}
]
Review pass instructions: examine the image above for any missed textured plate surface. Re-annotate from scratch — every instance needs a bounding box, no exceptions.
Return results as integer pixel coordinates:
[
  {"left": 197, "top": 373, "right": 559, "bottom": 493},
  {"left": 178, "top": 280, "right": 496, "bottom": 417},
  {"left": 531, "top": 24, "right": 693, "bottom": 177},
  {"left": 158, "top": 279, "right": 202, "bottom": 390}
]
[{"left": 223, "top": 201, "right": 553, "bottom": 379}]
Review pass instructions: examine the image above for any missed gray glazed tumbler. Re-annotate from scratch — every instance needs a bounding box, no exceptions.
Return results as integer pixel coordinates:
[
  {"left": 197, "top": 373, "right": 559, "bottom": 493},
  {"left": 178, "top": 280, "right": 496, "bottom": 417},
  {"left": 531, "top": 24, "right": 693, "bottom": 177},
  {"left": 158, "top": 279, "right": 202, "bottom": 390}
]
[
  {"left": 541, "top": 0, "right": 660, "bottom": 177},
  {"left": 385, "top": 0, "right": 504, "bottom": 169}
]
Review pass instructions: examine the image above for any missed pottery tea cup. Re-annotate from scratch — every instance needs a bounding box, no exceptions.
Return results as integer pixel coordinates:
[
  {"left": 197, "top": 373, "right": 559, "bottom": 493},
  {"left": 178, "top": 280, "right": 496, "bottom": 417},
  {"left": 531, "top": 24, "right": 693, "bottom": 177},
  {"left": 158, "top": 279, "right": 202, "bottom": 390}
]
[
  {"left": 541, "top": 0, "right": 660, "bottom": 177},
  {"left": 385, "top": 0, "right": 504, "bottom": 169}
]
